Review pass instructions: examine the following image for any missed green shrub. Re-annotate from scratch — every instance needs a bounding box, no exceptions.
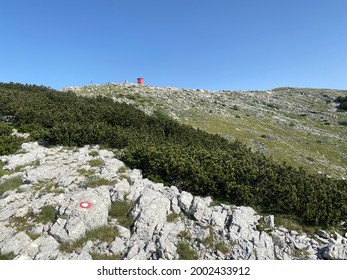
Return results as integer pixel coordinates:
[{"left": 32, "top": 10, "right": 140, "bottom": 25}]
[
  {"left": 0, "top": 123, "right": 13, "bottom": 136},
  {"left": 0, "top": 135, "right": 23, "bottom": 156},
  {"left": 335, "top": 96, "right": 347, "bottom": 111}
]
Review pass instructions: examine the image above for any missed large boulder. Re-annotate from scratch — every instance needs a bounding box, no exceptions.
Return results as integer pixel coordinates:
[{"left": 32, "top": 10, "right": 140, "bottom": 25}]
[
  {"left": 131, "top": 188, "right": 171, "bottom": 241},
  {"left": 190, "top": 196, "right": 212, "bottom": 221},
  {"left": 49, "top": 187, "right": 111, "bottom": 243},
  {"left": 321, "top": 244, "right": 347, "bottom": 260},
  {"left": 178, "top": 191, "right": 193, "bottom": 213}
]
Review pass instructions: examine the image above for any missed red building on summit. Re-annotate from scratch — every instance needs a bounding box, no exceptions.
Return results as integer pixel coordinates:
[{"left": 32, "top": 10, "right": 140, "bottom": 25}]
[{"left": 137, "top": 77, "right": 144, "bottom": 85}]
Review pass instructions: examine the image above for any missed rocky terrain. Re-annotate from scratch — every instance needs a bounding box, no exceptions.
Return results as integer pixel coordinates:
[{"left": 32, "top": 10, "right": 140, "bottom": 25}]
[
  {"left": 65, "top": 83, "right": 347, "bottom": 179},
  {"left": 1, "top": 141, "right": 346, "bottom": 260}
]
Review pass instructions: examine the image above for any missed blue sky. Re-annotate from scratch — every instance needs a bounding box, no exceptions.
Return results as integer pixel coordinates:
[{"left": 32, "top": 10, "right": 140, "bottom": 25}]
[{"left": 1, "top": 0, "right": 346, "bottom": 91}]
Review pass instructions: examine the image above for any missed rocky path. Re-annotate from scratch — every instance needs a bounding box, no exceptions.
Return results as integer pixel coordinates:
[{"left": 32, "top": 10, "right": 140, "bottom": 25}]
[{"left": 0, "top": 142, "right": 346, "bottom": 260}]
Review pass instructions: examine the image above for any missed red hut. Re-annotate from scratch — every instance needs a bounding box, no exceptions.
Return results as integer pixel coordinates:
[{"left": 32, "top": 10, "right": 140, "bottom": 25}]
[{"left": 137, "top": 77, "right": 144, "bottom": 85}]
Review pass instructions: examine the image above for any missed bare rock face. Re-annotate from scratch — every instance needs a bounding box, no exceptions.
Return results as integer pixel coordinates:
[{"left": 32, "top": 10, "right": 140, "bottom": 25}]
[
  {"left": 131, "top": 187, "right": 171, "bottom": 241},
  {"left": 190, "top": 196, "right": 212, "bottom": 221},
  {"left": 1, "top": 142, "right": 346, "bottom": 260},
  {"left": 178, "top": 191, "right": 193, "bottom": 213},
  {"left": 49, "top": 187, "right": 111, "bottom": 243},
  {"left": 321, "top": 244, "right": 347, "bottom": 260}
]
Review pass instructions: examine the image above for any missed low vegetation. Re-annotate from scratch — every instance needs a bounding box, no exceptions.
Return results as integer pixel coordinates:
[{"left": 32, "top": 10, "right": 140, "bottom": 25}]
[
  {"left": 166, "top": 212, "right": 180, "bottom": 223},
  {"left": 88, "top": 159, "right": 104, "bottom": 167},
  {"left": 0, "top": 175, "right": 22, "bottom": 196},
  {"left": 0, "top": 82, "right": 346, "bottom": 228},
  {"left": 176, "top": 241, "right": 198, "bottom": 260},
  {"left": 35, "top": 205, "right": 56, "bottom": 224},
  {"left": 78, "top": 175, "right": 115, "bottom": 189},
  {"left": 335, "top": 95, "right": 347, "bottom": 111},
  {"left": 59, "top": 225, "right": 119, "bottom": 253},
  {"left": 0, "top": 251, "right": 15, "bottom": 260},
  {"left": 0, "top": 122, "right": 23, "bottom": 156},
  {"left": 109, "top": 200, "right": 136, "bottom": 229}
]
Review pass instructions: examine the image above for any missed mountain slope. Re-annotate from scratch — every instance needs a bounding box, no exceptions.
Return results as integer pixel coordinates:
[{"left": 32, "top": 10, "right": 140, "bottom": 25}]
[
  {"left": 1, "top": 82, "right": 346, "bottom": 228},
  {"left": 66, "top": 83, "right": 347, "bottom": 179}
]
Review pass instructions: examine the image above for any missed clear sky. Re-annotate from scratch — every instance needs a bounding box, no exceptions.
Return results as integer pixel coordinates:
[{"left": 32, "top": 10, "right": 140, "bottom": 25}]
[{"left": 1, "top": 0, "right": 346, "bottom": 91}]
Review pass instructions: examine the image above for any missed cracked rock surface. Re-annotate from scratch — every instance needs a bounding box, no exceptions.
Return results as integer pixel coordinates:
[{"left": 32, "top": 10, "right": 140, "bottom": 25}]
[{"left": 1, "top": 142, "right": 346, "bottom": 260}]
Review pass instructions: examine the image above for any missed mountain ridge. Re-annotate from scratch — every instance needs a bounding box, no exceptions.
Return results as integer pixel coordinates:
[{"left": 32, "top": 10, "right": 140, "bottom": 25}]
[{"left": 65, "top": 82, "right": 347, "bottom": 179}]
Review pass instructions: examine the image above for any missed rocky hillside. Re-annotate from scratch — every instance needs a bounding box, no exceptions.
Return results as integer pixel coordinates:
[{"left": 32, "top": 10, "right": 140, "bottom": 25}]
[
  {"left": 1, "top": 142, "right": 346, "bottom": 260},
  {"left": 66, "top": 83, "right": 347, "bottom": 179}
]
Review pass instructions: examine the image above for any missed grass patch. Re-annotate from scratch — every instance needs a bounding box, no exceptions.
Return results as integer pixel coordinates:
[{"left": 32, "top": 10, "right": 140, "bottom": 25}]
[
  {"left": 9, "top": 209, "right": 35, "bottom": 233},
  {"left": 0, "top": 175, "right": 22, "bottom": 196},
  {"left": 216, "top": 241, "right": 229, "bottom": 254},
  {"left": 166, "top": 212, "right": 180, "bottom": 223},
  {"left": 117, "top": 165, "right": 128, "bottom": 174},
  {"left": 88, "top": 150, "right": 99, "bottom": 157},
  {"left": 178, "top": 230, "right": 191, "bottom": 241},
  {"left": 0, "top": 161, "right": 14, "bottom": 177},
  {"left": 275, "top": 215, "right": 317, "bottom": 237},
  {"left": 34, "top": 181, "right": 63, "bottom": 194},
  {"left": 209, "top": 198, "right": 232, "bottom": 207},
  {"left": 59, "top": 225, "right": 119, "bottom": 253},
  {"left": 338, "top": 120, "right": 347, "bottom": 126},
  {"left": 176, "top": 241, "right": 198, "bottom": 260},
  {"left": 77, "top": 168, "right": 95, "bottom": 176},
  {"left": 0, "top": 251, "right": 16, "bottom": 260},
  {"left": 202, "top": 226, "right": 215, "bottom": 248},
  {"left": 293, "top": 248, "right": 310, "bottom": 260},
  {"left": 89, "top": 159, "right": 104, "bottom": 167},
  {"left": 1, "top": 160, "right": 41, "bottom": 176},
  {"left": 109, "top": 200, "right": 136, "bottom": 229},
  {"left": 153, "top": 107, "right": 170, "bottom": 119},
  {"left": 79, "top": 176, "right": 115, "bottom": 189},
  {"left": 34, "top": 205, "right": 56, "bottom": 224}
]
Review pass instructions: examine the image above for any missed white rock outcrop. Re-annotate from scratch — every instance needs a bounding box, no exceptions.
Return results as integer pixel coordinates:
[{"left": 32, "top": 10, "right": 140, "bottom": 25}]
[{"left": 1, "top": 142, "right": 346, "bottom": 260}]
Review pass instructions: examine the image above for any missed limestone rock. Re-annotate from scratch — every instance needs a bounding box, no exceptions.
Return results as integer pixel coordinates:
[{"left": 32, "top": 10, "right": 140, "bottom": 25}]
[
  {"left": 33, "top": 235, "right": 60, "bottom": 260},
  {"left": 1, "top": 141, "right": 345, "bottom": 260},
  {"left": 178, "top": 191, "right": 193, "bottom": 213},
  {"left": 0, "top": 232, "right": 35, "bottom": 257},
  {"left": 190, "top": 196, "right": 212, "bottom": 221},
  {"left": 210, "top": 206, "right": 228, "bottom": 228},
  {"left": 263, "top": 215, "right": 275, "bottom": 229},
  {"left": 316, "top": 229, "right": 331, "bottom": 239},
  {"left": 321, "top": 244, "right": 347, "bottom": 260},
  {"left": 50, "top": 187, "right": 111, "bottom": 242},
  {"left": 110, "top": 237, "right": 126, "bottom": 256},
  {"left": 132, "top": 188, "right": 170, "bottom": 241},
  {"left": 110, "top": 179, "right": 131, "bottom": 202}
]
